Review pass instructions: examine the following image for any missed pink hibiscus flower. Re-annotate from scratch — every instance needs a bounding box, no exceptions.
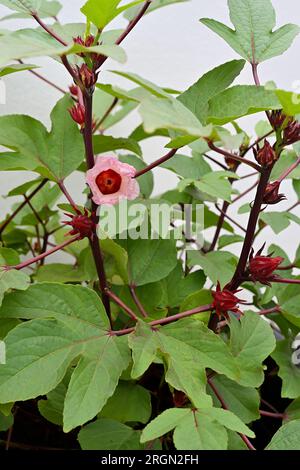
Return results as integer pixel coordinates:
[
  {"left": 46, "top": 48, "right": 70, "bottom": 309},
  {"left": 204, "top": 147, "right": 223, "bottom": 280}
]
[{"left": 86, "top": 156, "right": 140, "bottom": 206}]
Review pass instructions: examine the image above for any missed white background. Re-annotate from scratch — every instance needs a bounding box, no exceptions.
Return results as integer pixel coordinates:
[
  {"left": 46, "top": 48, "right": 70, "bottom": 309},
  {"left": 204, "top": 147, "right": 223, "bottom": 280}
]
[{"left": 0, "top": 0, "right": 299, "bottom": 259}]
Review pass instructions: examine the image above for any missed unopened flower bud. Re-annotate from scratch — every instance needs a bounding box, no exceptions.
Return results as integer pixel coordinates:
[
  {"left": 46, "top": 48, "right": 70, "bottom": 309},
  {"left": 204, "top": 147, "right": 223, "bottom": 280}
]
[
  {"left": 225, "top": 154, "right": 240, "bottom": 170},
  {"left": 254, "top": 140, "right": 277, "bottom": 167},
  {"left": 63, "top": 210, "right": 96, "bottom": 239},
  {"left": 212, "top": 282, "right": 245, "bottom": 320},
  {"left": 249, "top": 254, "right": 284, "bottom": 286},
  {"left": 270, "top": 110, "right": 288, "bottom": 130},
  {"left": 69, "top": 85, "right": 79, "bottom": 96},
  {"left": 79, "top": 64, "right": 97, "bottom": 89},
  {"left": 283, "top": 120, "right": 300, "bottom": 145},
  {"left": 69, "top": 103, "right": 85, "bottom": 127},
  {"left": 263, "top": 182, "right": 286, "bottom": 205}
]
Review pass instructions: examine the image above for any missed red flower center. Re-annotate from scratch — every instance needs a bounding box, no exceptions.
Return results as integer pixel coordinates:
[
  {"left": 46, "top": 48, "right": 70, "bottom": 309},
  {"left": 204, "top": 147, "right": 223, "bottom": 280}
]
[{"left": 96, "top": 169, "right": 122, "bottom": 195}]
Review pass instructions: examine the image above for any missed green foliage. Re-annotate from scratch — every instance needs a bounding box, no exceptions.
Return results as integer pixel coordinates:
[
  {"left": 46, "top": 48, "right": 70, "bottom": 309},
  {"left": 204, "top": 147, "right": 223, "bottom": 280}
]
[
  {"left": 179, "top": 60, "right": 245, "bottom": 123},
  {"left": 207, "top": 86, "right": 281, "bottom": 125},
  {"left": 81, "top": 0, "right": 145, "bottom": 30},
  {"left": 266, "top": 420, "right": 300, "bottom": 450},
  {"left": 0, "top": 0, "right": 299, "bottom": 452},
  {"left": 201, "top": 0, "right": 299, "bottom": 63},
  {"left": 0, "top": 0, "right": 62, "bottom": 19},
  {"left": 0, "top": 95, "right": 84, "bottom": 180},
  {"left": 78, "top": 418, "right": 143, "bottom": 450},
  {"left": 141, "top": 407, "right": 254, "bottom": 450}
]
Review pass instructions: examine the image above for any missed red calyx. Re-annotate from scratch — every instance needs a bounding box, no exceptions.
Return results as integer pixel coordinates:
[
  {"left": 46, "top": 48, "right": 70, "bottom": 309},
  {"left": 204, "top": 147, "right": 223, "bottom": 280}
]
[
  {"left": 212, "top": 283, "right": 245, "bottom": 319},
  {"left": 73, "top": 34, "right": 95, "bottom": 48},
  {"left": 283, "top": 120, "right": 300, "bottom": 145},
  {"left": 63, "top": 210, "right": 96, "bottom": 239},
  {"left": 263, "top": 181, "right": 286, "bottom": 205},
  {"left": 254, "top": 140, "right": 277, "bottom": 167},
  {"left": 69, "top": 85, "right": 79, "bottom": 96},
  {"left": 96, "top": 169, "right": 122, "bottom": 195},
  {"left": 78, "top": 64, "right": 97, "bottom": 89},
  {"left": 249, "top": 253, "right": 284, "bottom": 286},
  {"left": 270, "top": 110, "right": 288, "bottom": 130},
  {"left": 225, "top": 154, "right": 240, "bottom": 170},
  {"left": 69, "top": 103, "right": 85, "bottom": 127}
]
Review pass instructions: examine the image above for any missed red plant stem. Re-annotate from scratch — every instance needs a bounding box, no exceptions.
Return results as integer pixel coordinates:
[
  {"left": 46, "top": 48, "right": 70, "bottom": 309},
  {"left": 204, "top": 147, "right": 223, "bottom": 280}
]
[
  {"left": 24, "top": 196, "right": 46, "bottom": 229},
  {"left": 105, "top": 289, "right": 139, "bottom": 321},
  {"left": 93, "top": 97, "right": 119, "bottom": 133},
  {"left": 217, "top": 306, "right": 281, "bottom": 330},
  {"left": 82, "top": 92, "right": 111, "bottom": 320},
  {"left": 287, "top": 201, "right": 300, "bottom": 212},
  {"left": 18, "top": 60, "right": 66, "bottom": 94},
  {"left": 61, "top": 55, "right": 77, "bottom": 82},
  {"left": 271, "top": 278, "right": 300, "bottom": 285},
  {"left": 152, "top": 304, "right": 212, "bottom": 326},
  {"left": 115, "top": 1, "right": 152, "bottom": 46},
  {"left": 251, "top": 62, "right": 272, "bottom": 125},
  {"left": 130, "top": 285, "right": 148, "bottom": 318},
  {"left": 259, "top": 410, "right": 285, "bottom": 419},
  {"left": 240, "top": 171, "right": 258, "bottom": 180},
  {"left": 277, "top": 156, "right": 300, "bottom": 183},
  {"left": 277, "top": 264, "right": 295, "bottom": 271},
  {"left": 228, "top": 167, "right": 272, "bottom": 291},
  {"left": 31, "top": 13, "right": 68, "bottom": 46},
  {"left": 58, "top": 181, "right": 80, "bottom": 213},
  {"left": 232, "top": 180, "right": 259, "bottom": 204},
  {"left": 0, "top": 179, "right": 48, "bottom": 236},
  {"left": 251, "top": 63, "right": 261, "bottom": 87},
  {"left": 6, "top": 235, "right": 81, "bottom": 270},
  {"left": 203, "top": 153, "right": 228, "bottom": 171},
  {"left": 259, "top": 306, "right": 281, "bottom": 316},
  {"left": 83, "top": 93, "right": 96, "bottom": 170},
  {"left": 111, "top": 304, "right": 213, "bottom": 336},
  {"left": 207, "top": 377, "right": 256, "bottom": 451},
  {"left": 135, "top": 149, "right": 177, "bottom": 178},
  {"left": 260, "top": 398, "right": 280, "bottom": 414},
  {"left": 207, "top": 141, "right": 261, "bottom": 172},
  {"left": 30, "top": 13, "right": 78, "bottom": 83},
  {"left": 208, "top": 201, "right": 230, "bottom": 252},
  {"left": 215, "top": 204, "right": 246, "bottom": 232}
]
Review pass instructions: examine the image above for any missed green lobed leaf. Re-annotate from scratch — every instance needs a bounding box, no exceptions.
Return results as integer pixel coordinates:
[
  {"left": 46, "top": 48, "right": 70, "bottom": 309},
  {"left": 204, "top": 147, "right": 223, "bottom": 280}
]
[
  {"left": 201, "top": 0, "right": 299, "bottom": 64},
  {"left": 266, "top": 420, "right": 300, "bottom": 450},
  {"left": 0, "top": 283, "right": 131, "bottom": 431},
  {"left": 124, "top": 0, "right": 190, "bottom": 21},
  {"left": 0, "top": 63, "right": 38, "bottom": 77},
  {"left": 100, "top": 381, "right": 151, "bottom": 424},
  {"left": 261, "top": 212, "right": 300, "bottom": 235},
  {"left": 0, "top": 0, "right": 62, "bottom": 18},
  {"left": 119, "top": 237, "right": 177, "bottom": 287},
  {"left": 129, "top": 319, "right": 242, "bottom": 408},
  {"left": 163, "top": 262, "right": 206, "bottom": 309},
  {"left": 178, "top": 60, "right": 245, "bottom": 124},
  {"left": 188, "top": 251, "right": 237, "bottom": 288},
  {"left": 81, "top": 0, "right": 145, "bottom": 30},
  {"left": 208, "top": 375, "right": 260, "bottom": 424},
  {"left": 0, "top": 95, "right": 85, "bottom": 181},
  {"left": 207, "top": 85, "right": 281, "bottom": 125},
  {"left": 139, "top": 96, "right": 212, "bottom": 138},
  {"left": 229, "top": 311, "right": 276, "bottom": 387},
  {"left": 0, "top": 29, "right": 126, "bottom": 66},
  {"left": 272, "top": 339, "right": 300, "bottom": 398},
  {"left": 78, "top": 418, "right": 143, "bottom": 450},
  {"left": 141, "top": 407, "right": 253, "bottom": 450},
  {"left": 0, "top": 269, "right": 30, "bottom": 307}
]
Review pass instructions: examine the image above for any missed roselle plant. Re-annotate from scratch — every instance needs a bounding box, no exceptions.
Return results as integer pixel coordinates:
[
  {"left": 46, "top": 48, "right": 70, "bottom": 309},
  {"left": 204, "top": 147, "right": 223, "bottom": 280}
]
[{"left": 0, "top": 0, "right": 300, "bottom": 452}]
